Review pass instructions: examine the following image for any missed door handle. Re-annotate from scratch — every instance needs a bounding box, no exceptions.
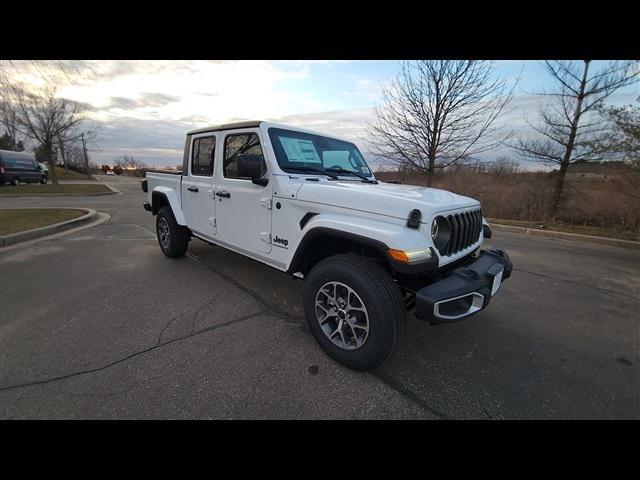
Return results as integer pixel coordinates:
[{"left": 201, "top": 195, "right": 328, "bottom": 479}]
[
  {"left": 187, "top": 186, "right": 199, "bottom": 192},
  {"left": 215, "top": 191, "right": 231, "bottom": 198}
]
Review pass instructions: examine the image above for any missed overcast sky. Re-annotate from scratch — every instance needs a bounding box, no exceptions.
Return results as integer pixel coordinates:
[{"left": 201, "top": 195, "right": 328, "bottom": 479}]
[{"left": 8, "top": 60, "right": 639, "bottom": 170}]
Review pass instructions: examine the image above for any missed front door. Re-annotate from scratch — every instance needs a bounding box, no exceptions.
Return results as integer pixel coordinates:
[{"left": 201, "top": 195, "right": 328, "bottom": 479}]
[
  {"left": 181, "top": 134, "right": 217, "bottom": 239},
  {"left": 215, "top": 130, "right": 272, "bottom": 254}
]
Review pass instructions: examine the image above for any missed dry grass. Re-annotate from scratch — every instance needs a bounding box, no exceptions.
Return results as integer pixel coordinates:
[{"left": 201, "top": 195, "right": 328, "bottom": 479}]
[
  {"left": 376, "top": 164, "right": 640, "bottom": 236},
  {"left": 0, "top": 184, "right": 111, "bottom": 195},
  {"left": 487, "top": 218, "right": 639, "bottom": 242},
  {"left": 53, "top": 166, "right": 95, "bottom": 180},
  {"left": 0, "top": 208, "right": 85, "bottom": 236}
]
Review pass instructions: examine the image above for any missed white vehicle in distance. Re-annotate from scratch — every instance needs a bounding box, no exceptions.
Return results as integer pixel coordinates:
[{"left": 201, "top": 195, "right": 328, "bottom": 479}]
[{"left": 142, "top": 121, "right": 512, "bottom": 370}]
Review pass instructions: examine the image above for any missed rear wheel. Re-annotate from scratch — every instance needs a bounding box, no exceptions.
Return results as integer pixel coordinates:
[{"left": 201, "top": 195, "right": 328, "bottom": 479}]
[
  {"left": 10, "top": 177, "right": 20, "bottom": 186},
  {"left": 156, "top": 206, "right": 189, "bottom": 258},
  {"left": 303, "top": 254, "right": 406, "bottom": 371}
]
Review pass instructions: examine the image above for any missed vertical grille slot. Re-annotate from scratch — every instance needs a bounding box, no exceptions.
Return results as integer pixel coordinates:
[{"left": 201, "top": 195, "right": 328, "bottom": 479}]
[{"left": 440, "top": 208, "right": 482, "bottom": 257}]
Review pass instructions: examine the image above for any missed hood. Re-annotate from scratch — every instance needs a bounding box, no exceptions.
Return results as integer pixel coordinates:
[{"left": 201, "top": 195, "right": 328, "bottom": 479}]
[{"left": 296, "top": 180, "right": 479, "bottom": 221}]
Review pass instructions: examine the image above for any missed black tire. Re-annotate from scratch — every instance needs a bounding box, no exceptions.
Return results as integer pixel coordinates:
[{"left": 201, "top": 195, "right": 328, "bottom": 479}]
[
  {"left": 303, "top": 253, "right": 406, "bottom": 371},
  {"left": 156, "top": 206, "right": 189, "bottom": 258},
  {"left": 10, "top": 177, "right": 20, "bottom": 186},
  {"left": 40, "top": 175, "right": 47, "bottom": 184}
]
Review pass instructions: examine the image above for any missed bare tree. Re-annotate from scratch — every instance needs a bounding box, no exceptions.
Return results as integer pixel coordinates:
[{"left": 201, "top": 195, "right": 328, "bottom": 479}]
[
  {"left": 591, "top": 97, "right": 640, "bottom": 163},
  {"left": 512, "top": 61, "right": 638, "bottom": 217},
  {"left": 488, "top": 155, "right": 521, "bottom": 176},
  {"left": 3, "top": 84, "right": 90, "bottom": 185},
  {"left": 113, "top": 155, "right": 149, "bottom": 177},
  {"left": 0, "top": 60, "right": 95, "bottom": 89},
  {"left": 56, "top": 126, "right": 99, "bottom": 175},
  {"left": 114, "top": 155, "right": 147, "bottom": 170},
  {"left": 0, "top": 60, "right": 97, "bottom": 166},
  {"left": 367, "top": 61, "right": 515, "bottom": 186},
  {"left": 0, "top": 106, "right": 24, "bottom": 150}
]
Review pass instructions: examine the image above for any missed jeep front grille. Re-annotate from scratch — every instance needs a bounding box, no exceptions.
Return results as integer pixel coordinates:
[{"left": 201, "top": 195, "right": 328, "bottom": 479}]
[{"left": 441, "top": 208, "right": 483, "bottom": 256}]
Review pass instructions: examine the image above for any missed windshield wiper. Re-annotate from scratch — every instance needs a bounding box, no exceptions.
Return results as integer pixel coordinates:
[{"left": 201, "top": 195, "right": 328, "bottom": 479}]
[
  {"left": 325, "top": 168, "right": 378, "bottom": 184},
  {"left": 284, "top": 166, "right": 339, "bottom": 179}
]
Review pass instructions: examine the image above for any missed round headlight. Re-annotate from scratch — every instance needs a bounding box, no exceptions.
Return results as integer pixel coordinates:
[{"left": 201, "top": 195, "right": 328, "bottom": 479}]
[{"left": 431, "top": 216, "right": 452, "bottom": 252}]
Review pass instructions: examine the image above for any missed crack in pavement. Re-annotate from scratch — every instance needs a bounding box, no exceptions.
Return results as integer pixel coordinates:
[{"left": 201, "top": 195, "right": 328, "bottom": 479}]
[
  {"left": 156, "top": 293, "right": 221, "bottom": 345},
  {"left": 156, "top": 314, "right": 180, "bottom": 346},
  {"left": 372, "top": 369, "right": 451, "bottom": 420},
  {"left": 186, "top": 252, "right": 303, "bottom": 324},
  {"left": 2, "top": 221, "right": 454, "bottom": 419},
  {"left": 39, "top": 337, "right": 226, "bottom": 400},
  {"left": 0, "top": 309, "right": 267, "bottom": 393},
  {"left": 513, "top": 267, "right": 639, "bottom": 301},
  {"left": 186, "top": 251, "right": 455, "bottom": 419},
  {"left": 189, "top": 296, "right": 219, "bottom": 335}
]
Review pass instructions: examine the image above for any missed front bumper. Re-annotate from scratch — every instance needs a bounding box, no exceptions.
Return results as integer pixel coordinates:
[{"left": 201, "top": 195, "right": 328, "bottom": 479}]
[{"left": 414, "top": 248, "right": 512, "bottom": 324}]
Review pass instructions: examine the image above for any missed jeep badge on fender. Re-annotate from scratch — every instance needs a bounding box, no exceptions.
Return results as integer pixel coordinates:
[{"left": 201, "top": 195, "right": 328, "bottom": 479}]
[
  {"left": 273, "top": 235, "right": 288, "bottom": 247},
  {"left": 142, "top": 121, "right": 513, "bottom": 371}
]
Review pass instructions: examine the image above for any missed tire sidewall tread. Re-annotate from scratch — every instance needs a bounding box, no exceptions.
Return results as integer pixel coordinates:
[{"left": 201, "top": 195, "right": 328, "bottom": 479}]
[
  {"left": 303, "top": 253, "right": 406, "bottom": 371},
  {"left": 156, "top": 206, "right": 189, "bottom": 258}
]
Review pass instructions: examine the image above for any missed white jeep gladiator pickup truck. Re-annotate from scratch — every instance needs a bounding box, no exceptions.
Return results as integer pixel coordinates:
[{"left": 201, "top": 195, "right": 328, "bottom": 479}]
[{"left": 142, "top": 120, "right": 512, "bottom": 370}]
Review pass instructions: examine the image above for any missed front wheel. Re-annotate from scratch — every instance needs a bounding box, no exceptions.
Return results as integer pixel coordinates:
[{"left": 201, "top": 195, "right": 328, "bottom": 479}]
[
  {"left": 303, "top": 254, "right": 406, "bottom": 371},
  {"left": 156, "top": 206, "right": 189, "bottom": 258},
  {"left": 40, "top": 175, "right": 47, "bottom": 184}
]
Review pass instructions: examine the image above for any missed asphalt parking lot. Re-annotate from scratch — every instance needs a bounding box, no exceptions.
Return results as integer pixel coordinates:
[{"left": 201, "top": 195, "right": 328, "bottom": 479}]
[{"left": 1, "top": 174, "right": 638, "bottom": 419}]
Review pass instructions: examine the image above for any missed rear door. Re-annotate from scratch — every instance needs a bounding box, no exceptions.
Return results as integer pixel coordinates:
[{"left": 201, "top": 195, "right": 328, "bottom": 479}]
[
  {"left": 215, "top": 129, "right": 272, "bottom": 254},
  {"left": 181, "top": 134, "right": 218, "bottom": 239},
  {"left": 28, "top": 159, "right": 41, "bottom": 182}
]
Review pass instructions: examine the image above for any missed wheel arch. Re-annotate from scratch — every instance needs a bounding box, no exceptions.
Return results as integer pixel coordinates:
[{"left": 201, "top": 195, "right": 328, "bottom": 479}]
[
  {"left": 151, "top": 187, "right": 186, "bottom": 225},
  {"left": 287, "top": 227, "right": 393, "bottom": 277},
  {"left": 286, "top": 212, "right": 439, "bottom": 277}
]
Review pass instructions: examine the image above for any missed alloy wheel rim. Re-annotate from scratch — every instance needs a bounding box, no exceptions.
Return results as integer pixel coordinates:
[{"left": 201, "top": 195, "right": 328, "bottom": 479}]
[
  {"left": 315, "top": 281, "right": 370, "bottom": 350},
  {"left": 158, "top": 217, "right": 170, "bottom": 249}
]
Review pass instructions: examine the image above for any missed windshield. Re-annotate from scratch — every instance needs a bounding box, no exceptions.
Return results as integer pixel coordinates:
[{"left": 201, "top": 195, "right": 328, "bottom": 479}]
[{"left": 268, "top": 127, "right": 373, "bottom": 178}]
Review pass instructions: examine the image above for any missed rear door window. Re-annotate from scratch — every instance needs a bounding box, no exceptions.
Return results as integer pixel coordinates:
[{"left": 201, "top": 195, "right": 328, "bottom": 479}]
[{"left": 191, "top": 136, "right": 216, "bottom": 176}]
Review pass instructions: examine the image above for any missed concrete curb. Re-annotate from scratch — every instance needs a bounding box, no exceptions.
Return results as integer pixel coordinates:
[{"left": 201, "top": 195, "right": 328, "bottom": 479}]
[
  {"left": 0, "top": 181, "right": 119, "bottom": 197},
  {"left": 0, "top": 212, "right": 111, "bottom": 252},
  {"left": 490, "top": 222, "right": 640, "bottom": 250},
  {"left": 0, "top": 208, "right": 97, "bottom": 247},
  {"left": 101, "top": 183, "right": 122, "bottom": 194},
  {"left": 0, "top": 188, "right": 117, "bottom": 197}
]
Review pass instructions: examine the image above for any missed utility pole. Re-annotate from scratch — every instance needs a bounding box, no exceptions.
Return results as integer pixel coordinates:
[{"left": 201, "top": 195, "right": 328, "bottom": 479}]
[
  {"left": 81, "top": 133, "right": 90, "bottom": 179},
  {"left": 58, "top": 135, "right": 68, "bottom": 173}
]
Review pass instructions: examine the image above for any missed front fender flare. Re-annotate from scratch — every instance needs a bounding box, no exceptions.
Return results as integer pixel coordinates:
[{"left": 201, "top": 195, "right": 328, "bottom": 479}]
[{"left": 286, "top": 213, "right": 437, "bottom": 274}]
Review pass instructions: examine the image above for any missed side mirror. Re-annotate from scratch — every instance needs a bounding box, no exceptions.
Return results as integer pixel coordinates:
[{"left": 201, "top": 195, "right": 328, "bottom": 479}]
[{"left": 237, "top": 154, "right": 268, "bottom": 186}]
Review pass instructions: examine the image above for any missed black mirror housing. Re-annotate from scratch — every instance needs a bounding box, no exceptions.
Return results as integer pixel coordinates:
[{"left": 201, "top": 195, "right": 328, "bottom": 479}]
[
  {"left": 252, "top": 177, "right": 269, "bottom": 186},
  {"left": 237, "top": 154, "right": 268, "bottom": 186}
]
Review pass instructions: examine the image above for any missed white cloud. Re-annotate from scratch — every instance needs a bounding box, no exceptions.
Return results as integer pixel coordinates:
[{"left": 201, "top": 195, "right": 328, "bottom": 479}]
[
  {"left": 56, "top": 61, "right": 306, "bottom": 122},
  {"left": 7, "top": 61, "right": 636, "bottom": 170}
]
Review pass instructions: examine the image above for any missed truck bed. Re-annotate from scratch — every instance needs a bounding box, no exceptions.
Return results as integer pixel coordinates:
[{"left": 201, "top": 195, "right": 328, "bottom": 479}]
[
  {"left": 145, "top": 170, "right": 183, "bottom": 206},
  {"left": 146, "top": 169, "right": 183, "bottom": 175}
]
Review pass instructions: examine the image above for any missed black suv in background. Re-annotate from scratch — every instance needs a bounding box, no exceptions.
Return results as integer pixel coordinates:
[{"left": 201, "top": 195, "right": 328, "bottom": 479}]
[{"left": 0, "top": 149, "right": 47, "bottom": 186}]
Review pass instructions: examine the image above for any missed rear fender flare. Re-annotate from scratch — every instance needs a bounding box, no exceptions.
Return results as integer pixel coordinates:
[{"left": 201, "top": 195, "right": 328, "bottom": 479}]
[{"left": 151, "top": 186, "right": 186, "bottom": 225}]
